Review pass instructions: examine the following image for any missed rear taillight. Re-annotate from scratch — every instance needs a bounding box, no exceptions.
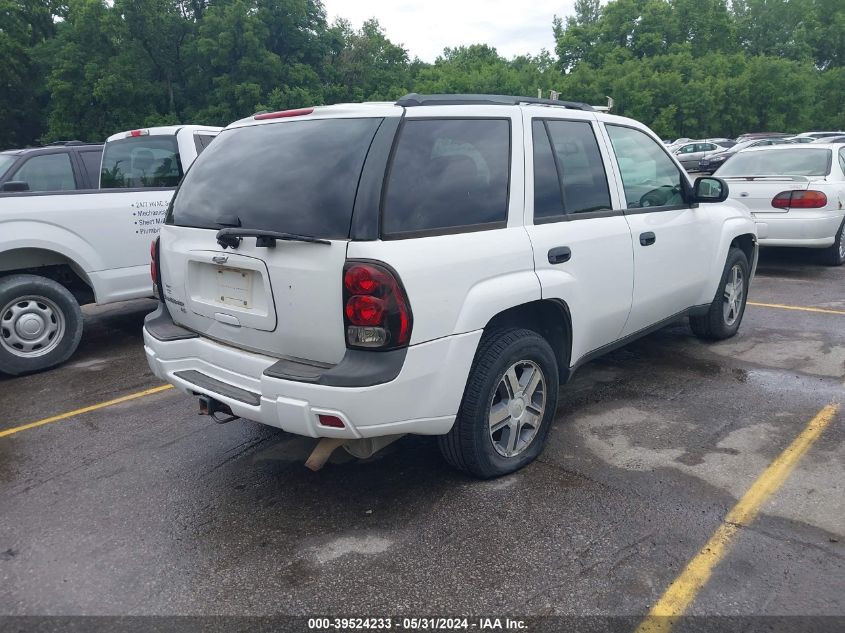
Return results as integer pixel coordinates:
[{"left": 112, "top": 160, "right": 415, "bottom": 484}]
[
  {"left": 772, "top": 190, "right": 828, "bottom": 209},
  {"left": 150, "top": 237, "right": 160, "bottom": 296},
  {"left": 342, "top": 261, "right": 412, "bottom": 350}
]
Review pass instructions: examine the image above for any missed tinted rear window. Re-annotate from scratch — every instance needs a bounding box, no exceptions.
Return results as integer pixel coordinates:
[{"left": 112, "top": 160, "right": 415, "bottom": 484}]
[
  {"left": 382, "top": 119, "right": 510, "bottom": 236},
  {"left": 717, "top": 149, "right": 832, "bottom": 177},
  {"left": 169, "top": 118, "right": 382, "bottom": 239},
  {"left": 101, "top": 136, "right": 183, "bottom": 188}
]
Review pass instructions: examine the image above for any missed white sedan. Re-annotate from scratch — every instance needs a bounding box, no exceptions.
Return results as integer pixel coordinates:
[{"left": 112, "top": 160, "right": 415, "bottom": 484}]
[{"left": 714, "top": 144, "right": 845, "bottom": 265}]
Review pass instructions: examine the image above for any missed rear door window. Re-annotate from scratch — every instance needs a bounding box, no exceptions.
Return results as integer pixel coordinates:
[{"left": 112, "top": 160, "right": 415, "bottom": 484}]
[
  {"left": 170, "top": 118, "right": 382, "bottom": 239},
  {"left": 78, "top": 149, "right": 103, "bottom": 188},
  {"left": 382, "top": 118, "right": 510, "bottom": 237},
  {"left": 11, "top": 153, "right": 77, "bottom": 192},
  {"left": 545, "top": 120, "right": 611, "bottom": 215},
  {"left": 101, "top": 135, "right": 183, "bottom": 188}
]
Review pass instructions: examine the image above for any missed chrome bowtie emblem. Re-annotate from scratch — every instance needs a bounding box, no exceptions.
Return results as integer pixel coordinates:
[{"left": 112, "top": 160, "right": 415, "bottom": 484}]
[{"left": 212, "top": 255, "right": 228, "bottom": 264}]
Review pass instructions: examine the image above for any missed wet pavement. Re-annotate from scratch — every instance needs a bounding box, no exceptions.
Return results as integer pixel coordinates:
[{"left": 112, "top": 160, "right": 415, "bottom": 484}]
[{"left": 0, "top": 249, "right": 843, "bottom": 621}]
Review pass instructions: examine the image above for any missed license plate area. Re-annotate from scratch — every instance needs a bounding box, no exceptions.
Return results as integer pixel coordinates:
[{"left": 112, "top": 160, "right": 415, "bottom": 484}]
[
  {"left": 217, "top": 267, "right": 255, "bottom": 309},
  {"left": 185, "top": 254, "right": 276, "bottom": 331}
]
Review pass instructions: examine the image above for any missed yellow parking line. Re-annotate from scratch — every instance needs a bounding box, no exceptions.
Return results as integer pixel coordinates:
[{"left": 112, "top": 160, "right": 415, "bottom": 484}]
[
  {"left": 0, "top": 384, "right": 174, "bottom": 439},
  {"left": 635, "top": 403, "right": 840, "bottom": 633},
  {"left": 748, "top": 301, "right": 845, "bottom": 316}
]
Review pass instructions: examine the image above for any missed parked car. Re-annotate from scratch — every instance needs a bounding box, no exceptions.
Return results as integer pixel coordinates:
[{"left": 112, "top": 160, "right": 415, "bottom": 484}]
[
  {"left": 698, "top": 138, "right": 785, "bottom": 173},
  {"left": 783, "top": 136, "right": 816, "bottom": 144},
  {"left": 736, "top": 132, "right": 791, "bottom": 142},
  {"left": 143, "top": 94, "right": 758, "bottom": 478},
  {"left": 715, "top": 144, "right": 845, "bottom": 265},
  {"left": 672, "top": 140, "right": 730, "bottom": 170},
  {"left": 794, "top": 131, "right": 845, "bottom": 140},
  {"left": 811, "top": 135, "right": 845, "bottom": 144},
  {"left": 0, "top": 141, "right": 103, "bottom": 192},
  {"left": 0, "top": 125, "right": 221, "bottom": 375}
]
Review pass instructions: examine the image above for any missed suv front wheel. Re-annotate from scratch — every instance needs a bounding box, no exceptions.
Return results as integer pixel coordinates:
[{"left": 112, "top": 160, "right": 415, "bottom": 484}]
[
  {"left": 439, "top": 328, "right": 559, "bottom": 479},
  {"left": 689, "top": 247, "right": 749, "bottom": 340}
]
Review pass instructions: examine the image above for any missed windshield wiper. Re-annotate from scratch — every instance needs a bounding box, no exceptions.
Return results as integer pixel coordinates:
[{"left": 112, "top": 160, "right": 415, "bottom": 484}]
[{"left": 215, "top": 228, "right": 331, "bottom": 249}]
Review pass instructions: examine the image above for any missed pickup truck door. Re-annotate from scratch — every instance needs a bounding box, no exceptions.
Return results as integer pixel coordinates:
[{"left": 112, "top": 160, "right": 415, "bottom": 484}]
[
  {"left": 522, "top": 111, "right": 634, "bottom": 365},
  {"left": 601, "top": 123, "right": 715, "bottom": 337}
]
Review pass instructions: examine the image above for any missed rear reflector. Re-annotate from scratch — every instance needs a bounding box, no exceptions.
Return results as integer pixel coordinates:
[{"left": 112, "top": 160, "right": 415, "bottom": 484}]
[
  {"left": 772, "top": 190, "right": 828, "bottom": 209},
  {"left": 254, "top": 107, "right": 315, "bottom": 120},
  {"left": 318, "top": 414, "right": 345, "bottom": 428},
  {"left": 127, "top": 129, "right": 149, "bottom": 137}
]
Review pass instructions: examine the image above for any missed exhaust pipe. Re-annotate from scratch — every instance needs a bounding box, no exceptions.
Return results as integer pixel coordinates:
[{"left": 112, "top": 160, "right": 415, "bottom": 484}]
[
  {"left": 198, "top": 395, "right": 240, "bottom": 424},
  {"left": 304, "top": 435, "right": 406, "bottom": 472}
]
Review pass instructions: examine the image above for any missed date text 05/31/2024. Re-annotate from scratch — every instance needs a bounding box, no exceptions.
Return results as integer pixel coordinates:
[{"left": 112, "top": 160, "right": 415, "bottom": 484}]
[{"left": 307, "top": 618, "right": 528, "bottom": 630}]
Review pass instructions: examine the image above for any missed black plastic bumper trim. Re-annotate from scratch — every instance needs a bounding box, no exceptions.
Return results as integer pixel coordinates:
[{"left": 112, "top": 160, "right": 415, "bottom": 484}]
[
  {"left": 144, "top": 303, "right": 198, "bottom": 342},
  {"left": 264, "top": 348, "right": 407, "bottom": 387},
  {"left": 174, "top": 370, "right": 261, "bottom": 406}
]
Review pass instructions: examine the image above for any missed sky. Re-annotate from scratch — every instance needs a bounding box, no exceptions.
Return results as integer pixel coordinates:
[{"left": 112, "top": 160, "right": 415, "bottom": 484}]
[{"left": 321, "top": 0, "right": 576, "bottom": 62}]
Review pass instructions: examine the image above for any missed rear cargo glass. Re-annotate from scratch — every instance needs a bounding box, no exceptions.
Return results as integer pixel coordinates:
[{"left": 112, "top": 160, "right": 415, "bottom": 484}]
[
  {"left": 717, "top": 149, "right": 831, "bottom": 177},
  {"left": 168, "top": 118, "right": 383, "bottom": 239}
]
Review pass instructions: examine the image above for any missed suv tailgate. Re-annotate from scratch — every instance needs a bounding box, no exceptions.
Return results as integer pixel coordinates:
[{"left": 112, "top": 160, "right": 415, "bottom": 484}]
[{"left": 157, "top": 114, "right": 388, "bottom": 365}]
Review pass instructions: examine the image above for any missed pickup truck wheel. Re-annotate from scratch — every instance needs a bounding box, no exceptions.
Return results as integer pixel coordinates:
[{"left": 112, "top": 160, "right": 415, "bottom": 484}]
[
  {"left": 438, "top": 328, "right": 559, "bottom": 479},
  {"left": 821, "top": 217, "right": 845, "bottom": 266},
  {"left": 689, "top": 247, "right": 749, "bottom": 341},
  {"left": 0, "top": 275, "right": 83, "bottom": 376}
]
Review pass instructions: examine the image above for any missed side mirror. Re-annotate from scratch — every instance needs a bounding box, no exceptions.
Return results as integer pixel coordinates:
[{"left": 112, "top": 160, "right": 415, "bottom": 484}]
[
  {"left": 1, "top": 181, "right": 29, "bottom": 192},
  {"left": 692, "top": 176, "right": 728, "bottom": 203}
]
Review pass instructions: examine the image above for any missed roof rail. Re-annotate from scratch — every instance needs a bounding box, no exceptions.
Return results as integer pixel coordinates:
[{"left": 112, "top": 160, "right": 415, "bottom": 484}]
[
  {"left": 46, "top": 140, "right": 94, "bottom": 146},
  {"left": 396, "top": 93, "right": 595, "bottom": 111}
]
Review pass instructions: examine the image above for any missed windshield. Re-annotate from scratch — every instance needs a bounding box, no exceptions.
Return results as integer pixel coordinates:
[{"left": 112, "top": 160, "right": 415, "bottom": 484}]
[
  {"left": 716, "top": 149, "right": 832, "bottom": 177},
  {"left": 168, "top": 118, "right": 383, "bottom": 239},
  {"left": 0, "top": 155, "right": 16, "bottom": 179},
  {"left": 101, "top": 136, "right": 183, "bottom": 188}
]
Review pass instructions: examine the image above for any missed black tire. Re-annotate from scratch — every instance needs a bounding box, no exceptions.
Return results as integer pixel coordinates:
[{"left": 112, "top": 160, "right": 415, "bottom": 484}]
[
  {"left": 0, "top": 274, "right": 83, "bottom": 376},
  {"left": 438, "top": 327, "right": 559, "bottom": 479},
  {"left": 689, "top": 247, "right": 749, "bottom": 341},
  {"left": 821, "top": 217, "right": 845, "bottom": 266}
]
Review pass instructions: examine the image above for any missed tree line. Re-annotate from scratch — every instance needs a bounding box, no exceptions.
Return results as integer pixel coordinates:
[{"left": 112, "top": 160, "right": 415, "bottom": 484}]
[{"left": 3, "top": 0, "right": 844, "bottom": 149}]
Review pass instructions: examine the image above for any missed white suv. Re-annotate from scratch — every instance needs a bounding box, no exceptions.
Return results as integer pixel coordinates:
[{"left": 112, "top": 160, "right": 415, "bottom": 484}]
[{"left": 144, "top": 94, "right": 758, "bottom": 478}]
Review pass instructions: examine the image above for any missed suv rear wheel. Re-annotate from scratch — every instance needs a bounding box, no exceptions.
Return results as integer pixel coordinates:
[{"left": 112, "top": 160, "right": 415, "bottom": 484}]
[
  {"left": 438, "top": 328, "right": 559, "bottom": 479},
  {"left": 689, "top": 247, "right": 749, "bottom": 340},
  {"left": 0, "top": 274, "right": 83, "bottom": 375}
]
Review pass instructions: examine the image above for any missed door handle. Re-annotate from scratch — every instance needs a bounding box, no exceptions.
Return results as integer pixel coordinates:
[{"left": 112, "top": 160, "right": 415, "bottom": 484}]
[
  {"left": 548, "top": 246, "right": 572, "bottom": 264},
  {"left": 640, "top": 232, "right": 656, "bottom": 246}
]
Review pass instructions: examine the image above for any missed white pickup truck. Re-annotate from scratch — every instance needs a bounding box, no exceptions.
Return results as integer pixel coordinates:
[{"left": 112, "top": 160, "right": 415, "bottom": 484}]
[{"left": 0, "top": 125, "right": 221, "bottom": 375}]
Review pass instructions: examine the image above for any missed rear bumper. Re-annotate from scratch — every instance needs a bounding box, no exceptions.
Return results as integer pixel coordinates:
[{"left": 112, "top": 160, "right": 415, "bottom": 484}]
[
  {"left": 143, "top": 315, "right": 482, "bottom": 440},
  {"left": 754, "top": 211, "right": 844, "bottom": 248}
]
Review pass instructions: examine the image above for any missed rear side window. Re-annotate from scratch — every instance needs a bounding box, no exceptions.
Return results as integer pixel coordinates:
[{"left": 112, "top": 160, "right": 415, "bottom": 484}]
[
  {"left": 839, "top": 149, "right": 845, "bottom": 175},
  {"left": 170, "top": 118, "right": 382, "bottom": 239},
  {"left": 79, "top": 149, "right": 103, "bottom": 187},
  {"left": 382, "top": 119, "right": 510, "bottom": 237},
  {"left": 101, "top": 136, "right": 183, "bottom": 188},
  {"left": 193, "top": 134, "right": 216, "bottom": 154},
  {"left": 0, "top": 155, "right": 16, "bottom": 180},
  {"left": 12, "top": 153, "right": 77, "bottom": 192}
]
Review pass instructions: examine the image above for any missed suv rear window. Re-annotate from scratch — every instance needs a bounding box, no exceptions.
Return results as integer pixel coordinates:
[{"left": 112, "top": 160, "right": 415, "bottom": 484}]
[
  {"left": 169, "top": 118, "right": 382, "bottom": 239},
  {"left": 101, "top": 136, "right": 183, "bottom": 188},
  {"left": 382, "top": 119, "right": 510, "bottom": 237}
]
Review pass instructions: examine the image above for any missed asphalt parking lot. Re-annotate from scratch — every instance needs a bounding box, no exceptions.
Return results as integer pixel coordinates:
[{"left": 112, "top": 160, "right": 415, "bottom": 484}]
[{"left": 1, "top": 249, "right": 843, "bottom": 630}]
